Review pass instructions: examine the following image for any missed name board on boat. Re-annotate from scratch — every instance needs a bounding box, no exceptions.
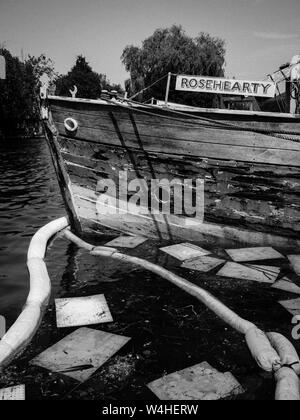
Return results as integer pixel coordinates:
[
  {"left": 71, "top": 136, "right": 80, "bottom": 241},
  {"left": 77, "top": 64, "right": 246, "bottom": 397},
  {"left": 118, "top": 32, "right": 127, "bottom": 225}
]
[
  {"left": 175, "top": 75, "right": 276, "bottom": 98},
  {"left": 0, "top": 55, "right": 6, "bottom": 80}
]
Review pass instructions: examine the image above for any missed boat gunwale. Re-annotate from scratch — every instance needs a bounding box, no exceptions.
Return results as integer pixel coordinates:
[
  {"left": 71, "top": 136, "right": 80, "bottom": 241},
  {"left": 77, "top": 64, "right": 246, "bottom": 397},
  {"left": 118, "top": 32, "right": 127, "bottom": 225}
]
[{"left": 48, "top": 95, "right": 300, "bottom": 121}]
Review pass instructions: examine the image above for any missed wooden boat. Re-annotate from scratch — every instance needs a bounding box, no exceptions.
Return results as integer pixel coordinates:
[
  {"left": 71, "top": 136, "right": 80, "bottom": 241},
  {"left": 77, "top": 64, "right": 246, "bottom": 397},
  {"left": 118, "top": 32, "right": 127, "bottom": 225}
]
[{"left": 41, "top": 64, "right": 300, "bottom": 249}]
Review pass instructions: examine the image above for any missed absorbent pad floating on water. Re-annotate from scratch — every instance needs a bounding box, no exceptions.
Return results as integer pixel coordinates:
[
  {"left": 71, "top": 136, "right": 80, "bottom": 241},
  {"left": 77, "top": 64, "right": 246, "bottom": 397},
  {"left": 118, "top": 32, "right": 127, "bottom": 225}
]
[
  {"left": 288, "top": 255, "right": 300, "bottom": 277},
  {"left": 147, "top": 362, "right": 244, "bottom": 400},
  {"left": 278, "top": 298, "right": 300, "bottom": 316},
  {"left": 181, "top": 256, "right": 225, "bottom": 273},
  {"left": 225, "top": 247, "right": 284, "bottom": 262},
  {"left": 272, "top": 278, "right": 300, "bottom": 295},
  {"left": 160, "top": 243, "right": 211, "bottom": 261},
  {"left": 55, "top": 294, "right": 113, "bottom": 328},
  {"left": 104, "top": 235, "right": 147, "bottom": 248},
  {"left": 30, "top": 328, "right": 131, "bottom": 383},
  {"left": 217, "top": 263, "right": 280, "bottom": 283},
  {"left": 0, "top": 385, "right": 25, "bottom": 400}
]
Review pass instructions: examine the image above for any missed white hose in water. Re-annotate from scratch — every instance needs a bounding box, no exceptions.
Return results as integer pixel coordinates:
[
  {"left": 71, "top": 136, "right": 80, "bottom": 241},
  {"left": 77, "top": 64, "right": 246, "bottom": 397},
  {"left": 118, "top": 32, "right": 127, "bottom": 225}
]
[
  {"left": 95, "top": 250, "right": 256, "bottom": 334},
  {"left": 246, "top": 328, "right": 281, "bottom": 372},
  {"left": 90, "top": 249, "right": 288, "bottom": 374},
  {"left": 267, "top": 332, "right": 300, "bottom": 375},
  {"left": 0, "top": 217, "right": 69, "bottom": 369},
  {"left": 64, "top": 230, "right": 256, "bottom": 335},
  {"left": 64, "top": 229, "right": 300, "bottom": 391},
  {"left": 275, "top": 368, "right": 300, "bottom": 400},
  {"left": 267, "top": 332, "right": 300, "bottom": 400}
]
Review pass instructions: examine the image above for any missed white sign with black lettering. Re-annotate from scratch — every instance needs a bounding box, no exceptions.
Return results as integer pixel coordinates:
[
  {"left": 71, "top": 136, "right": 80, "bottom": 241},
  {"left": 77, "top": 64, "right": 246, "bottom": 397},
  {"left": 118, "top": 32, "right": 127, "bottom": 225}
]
[{"left": 176, "top": 75, "right": 276, "bottom": 98}]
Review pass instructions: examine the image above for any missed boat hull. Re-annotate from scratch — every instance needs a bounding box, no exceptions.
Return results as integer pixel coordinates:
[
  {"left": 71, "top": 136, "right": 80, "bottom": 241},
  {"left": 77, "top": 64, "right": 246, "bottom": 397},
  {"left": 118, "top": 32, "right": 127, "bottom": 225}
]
[{"left": 44, "top": 97, "right": 300, "bottom": 249}]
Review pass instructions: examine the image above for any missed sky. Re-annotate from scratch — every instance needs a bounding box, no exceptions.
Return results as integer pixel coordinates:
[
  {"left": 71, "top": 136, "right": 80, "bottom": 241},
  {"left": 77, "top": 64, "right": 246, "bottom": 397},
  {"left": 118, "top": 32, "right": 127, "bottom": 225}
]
[{"left": 0, "top": 0, "right": 299, "bottom": 87}]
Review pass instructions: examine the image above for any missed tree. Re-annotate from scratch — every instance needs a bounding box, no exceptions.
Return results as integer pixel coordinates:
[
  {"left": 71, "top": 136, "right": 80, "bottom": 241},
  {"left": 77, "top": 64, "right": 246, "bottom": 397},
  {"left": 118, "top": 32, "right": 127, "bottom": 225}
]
[
  {"left": 26, "top": 54, "right": 57, "bottom": 93},
  {"left": 121, "top": 25, "right": 226, "bottom": 107},
  {"left": 24, "top": 54, "right": 58, "bottom": 126},
  {"left": 55, "top": 55, "right": 123, "bottom": 99},
  {"left": 0, "top": 48, "right": 55, "bottom": 138}
]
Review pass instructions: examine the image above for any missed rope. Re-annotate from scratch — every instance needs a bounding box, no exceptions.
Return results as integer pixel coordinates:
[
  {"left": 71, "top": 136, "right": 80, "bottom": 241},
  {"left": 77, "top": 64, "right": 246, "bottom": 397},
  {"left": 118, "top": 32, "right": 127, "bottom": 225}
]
[
  {"left": 291, "top": 81, "right": 300, "bottom": 100},
  {"left": 128, "top": 73, "right": 170, "bottom": 100},
  {"left": 268, "top": 74, "right": 285, "bottom": 113}
]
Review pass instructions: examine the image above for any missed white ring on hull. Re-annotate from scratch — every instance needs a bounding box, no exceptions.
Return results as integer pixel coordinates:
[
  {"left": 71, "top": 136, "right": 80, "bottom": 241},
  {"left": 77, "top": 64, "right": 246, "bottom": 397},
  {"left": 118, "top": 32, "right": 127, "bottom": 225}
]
[{"left": 64, "top": 117, "right": 78, "bottom": 132}]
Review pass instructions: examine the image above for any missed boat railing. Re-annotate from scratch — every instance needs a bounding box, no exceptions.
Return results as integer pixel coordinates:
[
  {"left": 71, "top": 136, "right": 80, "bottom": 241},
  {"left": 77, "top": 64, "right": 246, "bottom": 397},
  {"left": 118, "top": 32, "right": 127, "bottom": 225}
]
[{"left": 124, "top": 58, "right": 300, "bottom": 116}]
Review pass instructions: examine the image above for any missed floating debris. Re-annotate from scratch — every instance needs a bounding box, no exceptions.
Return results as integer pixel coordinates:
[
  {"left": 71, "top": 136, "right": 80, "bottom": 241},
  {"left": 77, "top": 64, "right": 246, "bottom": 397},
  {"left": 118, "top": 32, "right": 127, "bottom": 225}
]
[
  {"left": 55, "top": 294, "right": 113, "bottom": 328},
  {"left": 272, "top": 278, "right": 300, "bottom": 295},
  {"left": 0, "top": 385, "right": 25, "bottom": 400},
  {"left": 147, "top": 361, "right": 244, "bottom": 400},
  {"left": 288, "top": 255, "right": 300, "bottom": 277},
  {"left": 30, "top": 327, "right": 131, "bottom": 382},
  {"left": 225, "top": 247, "right": 284, "bottom": 262},
  {"left": 182, "top": 256, "right": 225, "bottom": 273},
  {"left": 104, "top": 236, "right": 147, "bottom": 248},
  {"left": 160, "top": 243, "right": 211, "bottom": 262},
  {"left": 278, "top": 298, "right": 300, "bottom": 316},
  {"left": 217, "top": 263, "right": 280, "bottom": 284}
]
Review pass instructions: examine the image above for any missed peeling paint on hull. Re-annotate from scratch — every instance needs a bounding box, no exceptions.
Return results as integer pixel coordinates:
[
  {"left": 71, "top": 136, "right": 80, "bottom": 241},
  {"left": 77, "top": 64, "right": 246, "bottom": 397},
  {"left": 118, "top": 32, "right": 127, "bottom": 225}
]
[{"left": 44, "top": 98, "right": 300, "bottom": 249}]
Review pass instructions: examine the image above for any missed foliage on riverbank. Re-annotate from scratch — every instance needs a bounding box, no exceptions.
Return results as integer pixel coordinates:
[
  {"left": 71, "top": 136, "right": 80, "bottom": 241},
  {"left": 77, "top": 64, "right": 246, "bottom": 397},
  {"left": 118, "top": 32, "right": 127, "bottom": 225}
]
[
  {"left": 0, "top": 51, "right": 122, "bottom": 138},
  {"left": 0, "top": 25, "right": 226, "bottom": 137},
  {"left": 0, "top": 48, "right": 56, "bottom": 138}
]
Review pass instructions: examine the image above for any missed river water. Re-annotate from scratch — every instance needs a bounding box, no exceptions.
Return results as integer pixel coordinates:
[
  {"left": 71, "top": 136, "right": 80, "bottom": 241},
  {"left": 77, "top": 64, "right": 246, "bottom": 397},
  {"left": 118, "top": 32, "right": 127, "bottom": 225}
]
[
  {"left": 0, "top": 138, "right": 67, "bottom": 326},
  {"left": 0, "top": 137, "right": 296, "bottom": 399}
]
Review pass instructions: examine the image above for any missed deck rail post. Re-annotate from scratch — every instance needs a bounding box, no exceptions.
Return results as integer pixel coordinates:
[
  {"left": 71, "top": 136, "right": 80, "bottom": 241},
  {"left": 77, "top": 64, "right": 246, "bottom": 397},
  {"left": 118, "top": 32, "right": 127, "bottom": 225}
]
[{"left": 164, "top": 72, "right": 172, "bottom": 106}]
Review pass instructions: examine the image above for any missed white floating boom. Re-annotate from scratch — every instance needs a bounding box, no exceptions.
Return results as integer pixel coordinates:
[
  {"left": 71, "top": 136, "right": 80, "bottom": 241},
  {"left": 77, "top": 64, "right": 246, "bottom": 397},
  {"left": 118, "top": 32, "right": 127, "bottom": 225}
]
[{"left": 0, "top": 217, "right": 69, "bottom": 368}]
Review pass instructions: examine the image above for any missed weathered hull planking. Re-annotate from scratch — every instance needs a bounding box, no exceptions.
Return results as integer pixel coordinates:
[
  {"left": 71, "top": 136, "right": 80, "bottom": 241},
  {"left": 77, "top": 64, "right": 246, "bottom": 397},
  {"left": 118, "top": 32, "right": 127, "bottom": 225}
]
[{"left": 44, "top": 96, "right": 300, "bottom": 248}]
